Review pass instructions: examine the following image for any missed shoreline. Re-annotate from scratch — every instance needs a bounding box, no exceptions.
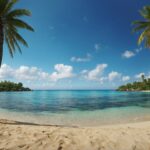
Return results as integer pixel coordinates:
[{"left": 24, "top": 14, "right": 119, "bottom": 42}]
[
  {"left": 0, "top": 105, "right": 150, "bottom": 127},
  {"left": 141, "top": 90, "right": 150, "bottom": 92},
  {"left": 0, "top": 119, "right": 150, "bottom": 150},
  {"left": 117, "top": 90, "right": 150, "bottom": 92}
]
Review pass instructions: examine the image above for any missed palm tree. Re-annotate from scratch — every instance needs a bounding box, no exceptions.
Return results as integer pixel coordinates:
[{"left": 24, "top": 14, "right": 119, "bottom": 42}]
[
  {"left": 0, "top": 0, "right": 34, "bottom": 67},
  {"left": 141, "top": 74, "right": 145, "bottom": 82},
  {"left": 133, "top": 6, "right": 150, "bottom": 48}
]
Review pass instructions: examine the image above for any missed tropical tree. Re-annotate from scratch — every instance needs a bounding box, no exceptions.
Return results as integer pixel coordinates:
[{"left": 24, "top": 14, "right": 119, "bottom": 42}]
[
  {"left": 0, "top": 0, "right": 34, "bottom": 67},
  {"left": 117, "top": 75, "right": 150, "bottom": 91},
  {"left": 133, "top": 6, "right": 150, "bottom": 48},
  {"left": 141, "top": 74, "right": 145, "bottom": 82}
]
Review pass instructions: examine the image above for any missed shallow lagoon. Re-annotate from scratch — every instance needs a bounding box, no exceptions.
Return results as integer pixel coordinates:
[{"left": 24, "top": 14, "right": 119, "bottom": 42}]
[{"left": 0, "top": 90, "right": 150, "bottom": 126}]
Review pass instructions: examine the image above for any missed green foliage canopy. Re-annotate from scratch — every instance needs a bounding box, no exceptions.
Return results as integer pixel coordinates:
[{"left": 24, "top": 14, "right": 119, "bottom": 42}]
[
  {"left": 117, "top": 75, "right": 150, "bottom": 91},
  {"left": 0, "top": 81, "right": 31, "bottom": 91}
]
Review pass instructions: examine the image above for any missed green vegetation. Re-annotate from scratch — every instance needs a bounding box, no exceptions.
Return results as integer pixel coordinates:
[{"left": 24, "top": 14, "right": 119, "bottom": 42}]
[
  {"left": 133, "top": 6, "right": 150, "bottom": 48},
  {"left": 117, "top": 75, "right": 150, "bottom": 91},
  {"left": 0, "top": 0, "right": 34, "bottom": 67},
  {"left": 0, "top": 81, "right": 31, "bottom": 91}
]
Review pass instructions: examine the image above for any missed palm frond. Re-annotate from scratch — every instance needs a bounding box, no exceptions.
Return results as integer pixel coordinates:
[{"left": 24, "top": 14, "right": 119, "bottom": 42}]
[
  {"left": 0, "top": 0, "right": 9, "bottom": 15},
  {"left": 132, "top": 20, "right": 148, "bottom": 25},
  {"left": 132, "top": 22, "right": 150, "bottom": 32},
  {"left": 2, "top": 0, "right": 19, "bottom": 15},
  {"left": 13, "top": 38, "right": 22, "bottom": 53},
  {"left": 133, "top": 6, "right": 150, "bottom": 48},
  {"left": 7, "top": 9, "right": 31, "bottom": 18},
  {"left": 5, "top": 36, "right": 14, "bottom": 58},
  {"left": 7, "top": 31, "right": 16, "bottom": 52},
  {"left": 5, "top": 25, "right": 22, "bottom": 55},
  {"left": 139, "top": 6, "right": 150, "bottom": 20},
  {"left": 145, "top": 36, "right": 150, "bottom": 48},
  {"left": 4, "top": 24, "right": 28, "bottom": 47},
  {"left": 8, "top": 18, "right": 34, "bottom": 31},
  {"left": 11, "top": 30, "right": 28, "bottom": 47},
  {"left": 138, "top": 30, "right": 146, "bottom": 45}
]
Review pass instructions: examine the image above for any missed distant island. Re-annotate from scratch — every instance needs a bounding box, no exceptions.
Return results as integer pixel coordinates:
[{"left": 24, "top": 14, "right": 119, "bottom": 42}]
[
  {"left": 0, "top": 81, "right": 31, "bottom": 92},
  {"left": 117, "top": 75, "right": 150, "bottom": 91}
]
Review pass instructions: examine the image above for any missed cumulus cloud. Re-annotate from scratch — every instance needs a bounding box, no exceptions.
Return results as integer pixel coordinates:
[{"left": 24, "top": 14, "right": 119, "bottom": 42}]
[
  {"left": 122, "top": 76, "right": 130, "bottom": 82},
  {"left": 15, "top": 66, "right": 48, "bottom": 81},
  {"left": 50, "top": 64, "right": 74, "bottom": 81},
  {"left": 122, "top": 50, "right": 135, "bottom": 58},
  {"left": 0, "top": 64, "right": 14, "bottom": 79},
  {"left": 87, "top": 64, "right": 108, "bottom": 80},
  {"left": 108, "top": 71, "right": 121, "bottom": 81},
  {"left": 0, "top": 64, "right": 50, "bottom": 81},
  {"left": 0, "top": 64, "right": 133, "bottom": 89},
  {"left": 0, "top": 64, "right": 74, "bottom": 87},
  {"left": 122, "top": 47, "right": 143, "bottom": 59},
  {"left": 70, "top": 53, "right": 92, "bottom": 62},
  {"left": 81, "top": 64, "right": 128, "bottom": 84},
  {"left": 82, "top": 64, "right": 108, "bottom": 82}
]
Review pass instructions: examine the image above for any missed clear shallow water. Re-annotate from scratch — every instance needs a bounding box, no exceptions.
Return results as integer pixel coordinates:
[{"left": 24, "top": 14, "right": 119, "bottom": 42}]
[{"left": 0, "top": 90, "right": 150, "bottom": 126}]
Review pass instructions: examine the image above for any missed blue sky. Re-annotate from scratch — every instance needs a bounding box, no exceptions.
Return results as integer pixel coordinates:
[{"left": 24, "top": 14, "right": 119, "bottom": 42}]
[{"left": 1, "top": 0, "right": 150, "bottom": 89}]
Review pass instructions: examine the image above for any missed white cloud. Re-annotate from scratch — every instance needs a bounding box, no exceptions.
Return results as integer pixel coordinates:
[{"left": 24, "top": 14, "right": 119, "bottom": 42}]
[
  {"left": 50, "top": 64, "right": 74, "bottom": 81},
  {"left": 0, "top": 64, "right": 74, "bottom": 89},
  {"left": 0, "top": 64, "right": 14, "bottom": 79},
  {"left": 83, "top": 64, "right": 108, "bottom": 82},
  {"left": 122, "top": 47, "right": 143, "bottom": 59},
  {"left": 122, "top": 50, "right": 135, "bottom": 58},
  {"left": 0, "top": 64, "right": 52, "bottom": 81},
  {"left": 108, "top": 71, "right": 121, "bottom": 81},
  {"left": 135, "top": 73, "right": 145, "bottom": 79},
  {"left": 82, "top": 65, "right": 124, "bottom": 83},
  {"left": 71, "top": 53, "right": 92, "bottom": 62},
  {"left": 15, "top": 66, "right": 50, "bottom": 81},
  {"left": 0, "top": 64, "right": 142, "bottom": 89},
  {"left": 122, "top": 76, "right": 130, "bottom": 82}
]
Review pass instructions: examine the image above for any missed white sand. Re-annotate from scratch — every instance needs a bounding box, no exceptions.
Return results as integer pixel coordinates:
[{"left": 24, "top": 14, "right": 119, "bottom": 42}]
[
  {"left": 0, "top": 119, "right": 150, "bottom": 150},
  {"left": 141, "top": 90, "right": 150, "bottom": 92}
]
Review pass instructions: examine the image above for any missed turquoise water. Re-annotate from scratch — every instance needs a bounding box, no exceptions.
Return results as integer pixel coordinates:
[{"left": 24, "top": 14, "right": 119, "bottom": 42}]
[{"left": 0, "top": 90, "right": 150, "bottom": 126}]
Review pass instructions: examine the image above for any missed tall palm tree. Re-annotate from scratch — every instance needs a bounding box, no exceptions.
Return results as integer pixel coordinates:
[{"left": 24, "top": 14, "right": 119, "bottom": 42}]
[
  {"left": 133, "top": 6, "right": 150, "bottom": 48},
  {"left": 0, "top": 0, "right": 34, "bottom": 67}
]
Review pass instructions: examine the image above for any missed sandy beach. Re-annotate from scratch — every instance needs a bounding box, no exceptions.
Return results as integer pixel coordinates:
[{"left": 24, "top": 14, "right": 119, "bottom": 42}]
[
  {"left": 0, "top": 119, "right": 149, "bottom": 150},
  {"left": 141, "top": 90, "right": 150, "bottom": 92}
]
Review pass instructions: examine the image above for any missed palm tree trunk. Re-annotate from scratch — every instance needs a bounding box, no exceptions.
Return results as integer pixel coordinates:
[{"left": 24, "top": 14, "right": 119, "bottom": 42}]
[{"left": 0, "top": 19, "right": 3, "bottom": 67}]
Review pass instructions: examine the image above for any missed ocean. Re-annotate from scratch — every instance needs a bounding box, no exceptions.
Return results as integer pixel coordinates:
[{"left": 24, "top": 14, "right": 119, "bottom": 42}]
[{"left": 0, "top": 90, "right": 150, "bottom": 126}]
